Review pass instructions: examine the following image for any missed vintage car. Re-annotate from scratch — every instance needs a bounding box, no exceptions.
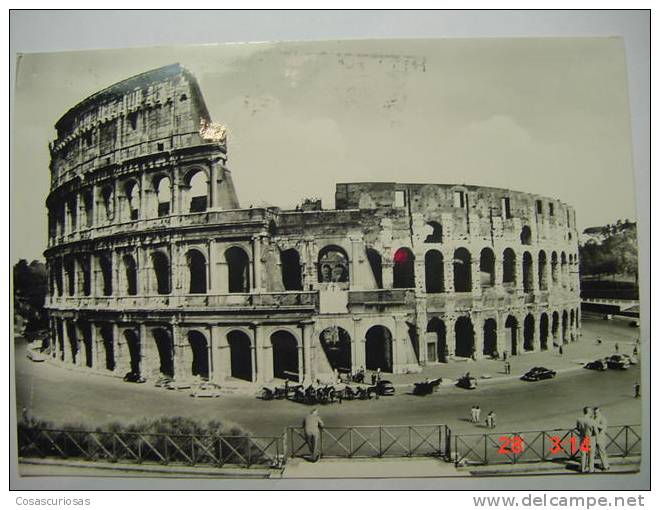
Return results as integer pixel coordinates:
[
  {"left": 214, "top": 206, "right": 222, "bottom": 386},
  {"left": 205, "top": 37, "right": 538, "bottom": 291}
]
[
  {"left": 584, "top": 359, "right": 608, "bottom": 371},
  {"left": 455, "top": 375, "right": 478, "bottom": 389},
  {"left": 606, "top": 354, "right": 631, "bottom": 370},
  {"left": 521, "top": 367, "right": 557, "bottom": 381},
  {"left": 123, "top": 372, "right": 146, "bottom": 383},
  {"left": 412, "top": 377, "right": 443, "bottom": 396},
  {"left": 26, "top": 348, "right": 47, "bottom": 362}
]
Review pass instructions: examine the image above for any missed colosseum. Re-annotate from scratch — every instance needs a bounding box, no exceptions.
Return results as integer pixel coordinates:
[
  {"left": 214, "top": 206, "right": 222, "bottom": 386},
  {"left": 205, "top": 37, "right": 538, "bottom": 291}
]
[{"left": 44, "top": 64, "right": 582, "bottom": 386}]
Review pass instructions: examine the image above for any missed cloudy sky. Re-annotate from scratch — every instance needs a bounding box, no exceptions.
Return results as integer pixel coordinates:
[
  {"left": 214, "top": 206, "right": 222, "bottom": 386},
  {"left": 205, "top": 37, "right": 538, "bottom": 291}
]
[{"left": 12, "top": 38, "right": 637, "bottom": 263}]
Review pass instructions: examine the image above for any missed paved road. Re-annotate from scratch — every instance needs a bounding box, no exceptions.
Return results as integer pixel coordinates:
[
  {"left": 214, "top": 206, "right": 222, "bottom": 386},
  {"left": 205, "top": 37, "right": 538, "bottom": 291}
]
[{"left": 14, "top": 319, "right": 642, "bottom": 437}]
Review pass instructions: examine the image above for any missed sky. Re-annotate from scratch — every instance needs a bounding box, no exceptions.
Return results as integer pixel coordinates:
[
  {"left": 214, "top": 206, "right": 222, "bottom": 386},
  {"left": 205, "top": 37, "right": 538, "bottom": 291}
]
[{"left": 11, "top": 38, "right": 637, "bottom": 263}]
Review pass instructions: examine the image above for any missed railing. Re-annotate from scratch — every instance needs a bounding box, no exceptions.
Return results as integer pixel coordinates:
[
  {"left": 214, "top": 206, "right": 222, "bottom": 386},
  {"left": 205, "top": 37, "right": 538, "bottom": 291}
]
[
  {"left": 452, "top": 425, "right": 641, "bottom": 467},
  {"left": 287, "top": 425, "right": 451, "bottom": 460},
  {"left": 18, "top": 427, "right": 286, "bottom": 469}
]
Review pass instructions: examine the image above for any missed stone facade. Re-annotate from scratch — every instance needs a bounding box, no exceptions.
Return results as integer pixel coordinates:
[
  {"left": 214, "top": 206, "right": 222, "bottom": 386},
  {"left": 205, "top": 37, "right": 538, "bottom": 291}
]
[{"left": 44, "top": 64, "right": 581, "bottom": 385}]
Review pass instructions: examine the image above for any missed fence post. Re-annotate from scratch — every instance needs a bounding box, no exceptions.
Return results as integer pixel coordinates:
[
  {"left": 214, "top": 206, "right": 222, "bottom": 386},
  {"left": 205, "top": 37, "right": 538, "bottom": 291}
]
[
  {"left": 624, "top": 426, "right": 629, "bottom": 457},
  {"left": 408, "top": 426, "right": 412, "bottom": 457},
  {"left": 191, "top": 436, "right": 196, "bottom": 466},
  {"left": 454, "top": 434, "right": 458, "bottom": 466},
  {"left": 246, "top": 437, "right": 252, "bottom": 467},
  {"left": 379, "top": 427, "right": 383, "bottom": 458},
  {"left": 349, "top": 427, "right": 354, "bottom": 458},
  {"left": 444, "top": 425, "right": 451, "bottom": 461},
  {"left": 484, "top": 434, "right": 488, "bottom": 465}
]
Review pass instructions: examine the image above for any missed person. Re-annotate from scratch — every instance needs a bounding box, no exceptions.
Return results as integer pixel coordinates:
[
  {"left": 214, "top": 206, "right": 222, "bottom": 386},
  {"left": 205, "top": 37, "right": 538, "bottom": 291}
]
[
  {"left": 303, "top": 409, "right": 325, "bottom": 462},
  {"left": 575, "top": 407, "right": 596, "bottom": 473},
  {"left": 375, "top": 367, "right": 382, "bottom": 383},
  {"left": 474, "top": 405, "right": 481, "bottom": 423},
  {"left": 559, "top": 345, "right": 564, "bottom": 356},
  {"left": 634, "top": 382, "right": 641, "bottom": 398},
  {"left": 633, "top": 345, "right": 638, "bottom": 356},
  {"left": 614, "top": 343, "right": 619, "bottom": 353},
  {"left": 504, "top": 361, "right": 511, "bottom": 375},
  {"left": 486, "top": 411, "right": 496, "bottom": 428},
  {"left": 470, "top": 405, "right": 477, "bottom": 423},
  {"left": 596, "top": 336, "right": 602, "bottom": 345},
  {"left": 503, "top": 351, "right": 508, "bottom": 361},
  {"left": 592, "top": 407, "right": 610, "bottom": 471},
  {"left": 371, "top": 372, "right": 377, "bottom": 385}
]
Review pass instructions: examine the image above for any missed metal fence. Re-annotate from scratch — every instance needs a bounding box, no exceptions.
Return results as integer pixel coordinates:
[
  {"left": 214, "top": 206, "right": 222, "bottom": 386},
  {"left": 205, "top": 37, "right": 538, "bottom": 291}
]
[
  {"left": 18, "top": 427, "right": 286, "bottom": 469},
  {"left": 452, "top": 425, "right": 641, "bottom": 467},
  {"left": 288, "top": 425, "right": 450, "bottom": 459}
]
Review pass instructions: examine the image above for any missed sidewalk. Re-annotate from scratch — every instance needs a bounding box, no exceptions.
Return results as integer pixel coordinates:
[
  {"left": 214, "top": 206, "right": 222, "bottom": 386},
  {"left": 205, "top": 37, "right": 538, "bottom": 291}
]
[{"left": 282, "top": 456, "right": 461, "bottom": 478}]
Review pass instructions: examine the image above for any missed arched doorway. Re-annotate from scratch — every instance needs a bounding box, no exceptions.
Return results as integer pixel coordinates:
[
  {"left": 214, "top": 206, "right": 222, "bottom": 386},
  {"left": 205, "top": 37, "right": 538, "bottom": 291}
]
[
  {"left": 99, "top": 254, "right": 113, "bottom": 296},
  {"left": 453, "top": 248, "right": 472, "bottom": 292},
  {"left": 124, "top": 329, "right": 141, "bottom": 375},
  {"left": 503, "top": 248, "right": 516, "bottom": 287},
  {"left": 187, "top": 170, "right": 208, "bottom": 213},
  {"left": 483, "top": 318, "right": 497, "bottom": 356},
  {"left": 366, "top": 248, "right": 383, "bottom": 289},
  {"left": 271, "top": 331, "right": 299, "bottom": 381},
  {"left": 153, "top": 328, "right": 174, "bottom": 378},
  {"left": 523, "top": 252, "right": 533, "bottom": 292},
  {"left": 538, "top": 251, "right": 548, "bottom": 290},
  {"left": 155, "top": 175, "right": 171, "bottom": 217},
  {"left": 318, "top": 245, "right": 349, "bottom": 283},
  {"left": 187, "top": 331, "right": 209, "bottom": 379},
  {"left": 227, "top": 330, "right": 253, "bottom": 381},
  {"left": 540, "top": 313, "right": 549, "bottom": 351},
  {"left": 562, "top": 310, "right": 568, "bottom": 344},
  {"left": 551, "top": 251, "right": 559, "bottom": 286},
  {"left": 320, "top": 326, "right": 352, "bottom": 372},
  {"left": 393, "top": 247, "right": 415, "bottom": 288},
  {"left": 505, "top": 315, "right": 519, "bottom": 356},
  {"left": 365, "top": 326, "right": 393, "bottom": 372},
  {"left": 425, "top": 250, "right": 444, "bottom": 293},
  {"left": 480, "top": 248, "right": 495, "bottom": 288},
  {"left": 455, "top": 317, "right": 474, "bottom": 358},
  {"left": 280, "top": 248, "right": 303, "bottom": 291},
  {"left": 66, "top": 322, "right": 78, "bottom": 364},
  {"left": 123, "top": 255, "right": 138, "bottom": 296},
  {"left": 426, "top": 317, "right": 446, "bottom": 362},
  {"left": 520, "top": 225, "right": 532, "bottom": 245},
  {"left": 186, "top": 249, "right": 207, "bottom": 294},
  {"left": 151, "top": 251, "right": 171, "bottom": 294},
  {"left": 552, "top": 312, "right": 560, "bottom": 346},
  {"left": 100, "top": 324, "right": 115, "bottom": 371},
  {"left": 524, "top": 314, "right": 535, "bottom": 351},
  {"left": 225, "top": 246, "right": 250, "bottom": 293}
]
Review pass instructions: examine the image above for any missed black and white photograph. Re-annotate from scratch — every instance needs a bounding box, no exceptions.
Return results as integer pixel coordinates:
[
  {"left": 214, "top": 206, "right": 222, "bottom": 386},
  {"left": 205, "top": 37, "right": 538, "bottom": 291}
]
[{"left": 9, "top": 11, "right": 649, "bottom": 491}]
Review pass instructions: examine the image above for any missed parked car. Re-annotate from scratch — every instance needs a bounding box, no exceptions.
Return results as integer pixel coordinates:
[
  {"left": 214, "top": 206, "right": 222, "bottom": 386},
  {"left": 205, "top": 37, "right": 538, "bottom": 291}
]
[
  {"left": 123, "top": 372, "right": 146, "bottom": 383},
  {"left": 521, "top": 367, "right": 556, "bottom": 381},
  {"left": 190, "top": 382, "right": 222, "bottom": 398},
  {"left": 413, "top": 377, "right": 443, "bottom": 396},
  {"left": 606, "top": 354, "right": 631, "bottom": 370},
  {"left": 584, "top": 359, "right": 608, "bottom": 371},
  {"left": 456, "top": 375, "right": 478, "bottom": 389},
  {"left": 26, "top": 348, "right": 47, "bottom": 362},
  {"left": 370, "top": 380, "right": 395, "bottom": 396}
]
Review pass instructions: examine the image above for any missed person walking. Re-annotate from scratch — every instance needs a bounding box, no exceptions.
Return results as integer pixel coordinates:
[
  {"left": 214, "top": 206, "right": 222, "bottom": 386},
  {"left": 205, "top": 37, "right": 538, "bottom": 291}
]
[
  {"left": 592, "top": 407, "right": 611, "bottom": 471},
  {"left": 303, "top": 409, "right": 325, "bottom": 462},
  {"left": 505, "top": 361, "right": 511, "bottom": 375},
  {"left": 614, "top": 343, "right": 619, "bottom": 353},
  {"left": 486, "top": 411, "right": 496, "bottom": 429},
  {"left": 575, "top": 407, "right": 596, "bottom": 473},
  {"left": 559, "top": 345, "right": 564, "bottom": 356},
  {"left": 470, "top": 405, "right": 477, "bottom": 423},
  {"left": 474, "top": 405, "right": 481, "bottom": 423},
  {"left": 634, "top": 382, "right": 641, "bottom": 398}
]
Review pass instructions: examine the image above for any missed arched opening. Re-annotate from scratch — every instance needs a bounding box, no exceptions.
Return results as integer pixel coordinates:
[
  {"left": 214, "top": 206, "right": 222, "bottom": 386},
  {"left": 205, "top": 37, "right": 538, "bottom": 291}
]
[
  {"left": 101, "top": 185, "right": 114, "bottom": 222},
  {"left": 64, "top": 256, "right": 75, "bottom": 296},
  {"left": 575, "top": 308, "right": 580, "bottom": 329},
  {"left": 80, "top": 255, "right": 91, "bottom": 296},
  {"left": 187, "top": 331, "right": 209, "bottom": 379},
  {"left": 124, "top": 329, "right": 141, "bottom": 375},
  {"left": 570, "top": 309, "right": 575, "bottom": 340},
  {"left": 187, "top": 170, "right": 208, "bottom": 213},
  {"left": 424, "top": 222, "right": 443, "bottom": 243},
  {"left": 561, "top": 252, "right": 568, "bottom": 288},
  {"left": 155, "top": 176, "right": 171, "bottom": 217},
  {"left": 99, "top": 254, "right": 113, "bottom": 296},
  {"left": 503, "top": 248, "right": 516, "bottom": 287},
  {"left": 153, "top": 328, "right": 174, "bottom": 378},
  {"left": 393, "top": 247, "right": 415, "bottom": 288},
  {"left": 551, "top": 312, "right": 560, "bottom": 346},
  {"left": 66, "top": 322, "right": 78, "bottom": 364},
  {"left": 83, "top": 191, "right": 94, "bottom": 227},
  {"left": 280, "top": 248, "right": 303, "bottom": 291},
  {"left": 123, "top": 255, "right": 138, "bottom": 296},
  {"left": 79, "top": 323, "right": 93, "bottom": 367},
  {"left": 320, "top": 326, "right": 352, "bottom": 372},
  {"left": 227, "top": 330, "right": 253, "bottom": 381},
  {"left": 524, "top": 314, "right": 535, "bottom": 351},
  {"left": 453, "top": 247, "right": 472, "bottom": 292},
  {"left": 520, "top": 225, "right": 532, "bottom": 245},
  {"left": 366, "top": 248, "right": 383, "bottom": 289},
  {"left": 480, "top": 248, "right": 495, "bottom": 288},
  {"left": 551, "top": 252, "right": 559, "bottom": 286},
  {"left": 538, "top": 250, "right": 548, "bottom": 290},
  {"left": 523, "top": 252, "right": 533, "bottom": 293},
  {"left": 124, "top": 181, "right": 140, "bottom": 221},
  {"left": 318, "top": 245, "right": 349, "bottom": 283},
  {"left": 186, "top": 249, "right": 207, "bottom": 294},
  {"left": 455, "top": 316, "right": 474, "bottom": 358},
  {"left": 271, "top": 330, "right": 299, "bottom": 381},
  {"left": 99, "top": 324, "right": 114, "bottom": 371},
  {"left": 225, "top": 246, "right": 250, "bottom": 293},
  {"left": 483, "top": 318, "right": 497, "bottom": 356},
  {"left": 426, "top": 317, "right": 446, "bottom": 362},
  {"left": 562, "top": 310, "right": 568, "bottom": 344},
  {"left": 365, "top": 326, "right": 393, "bottom": 372},
  {"left": 540, "top": 313, "right": 549, "bottom": 351},
  {"left": 505, "top": 315, "right": 519, "bottom": 356},
  {"left": 54, "top": 258, "right": 63, "bottom": 297},
  {"left": 67, "top": 197, "right": 77, "bottom": 232},
  {"left": 424, "top": 250, "right": 444, "bottom": 293},
  {"left": 151, "top": 251, "right": 171, "bottom": 295}
]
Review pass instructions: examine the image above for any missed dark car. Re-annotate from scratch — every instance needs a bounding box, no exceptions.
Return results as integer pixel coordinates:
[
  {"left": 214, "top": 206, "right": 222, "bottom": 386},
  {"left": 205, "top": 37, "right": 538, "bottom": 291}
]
[
  {"left": 413, "top": 377, "right": 443, "bottom": 396},
  {"left": 455, "top": 375, "right": 477, "bottom": 389},
  {"left": 123, "top": 372, "right": 146, "bottom": 383},
  {"left": 370, "top": 380, "right": 395, "bottom": 396},
  {"left": 521, "top": 367, "right": 556, "bottom": 381},
  {"left": 584, "top": 359, "right": 608, "bottom": 371},
  {"left": 606, "top": 354, "right": 630, "bottom": 370}
]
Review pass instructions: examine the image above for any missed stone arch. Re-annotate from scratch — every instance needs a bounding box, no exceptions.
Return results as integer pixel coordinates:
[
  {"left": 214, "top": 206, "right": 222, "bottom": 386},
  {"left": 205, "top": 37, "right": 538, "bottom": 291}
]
[
  {"left": 53, "top": 258, "right": 63, "bottom": 296},
  {"left": 280, "top": 248, "right": 303, "bottom": 291},
  {"left": 100, "top": 185, "right": 114, "bottom": 222},
  {"left": 538, "top": 250, "right": 548, "bottom": 290},
  {"left": 561, "top": 252, "right": 568, "bottom": 288},
  {"left": 427, "top": 317, "right": 446, "bottom": 362},
  {"left": 551, "top": 311, "right": 560, "bottom": 346},
  {"left": 78, "top": 322, "right": 93, "bottom": 368},
  {"left": 319, "top": 326, "right": 352, "bottom": 372},
  {"left": 520, "top": 225, "right": 532, "bottom": 245},
  {"left": 64, "top": 255, "right": 75, "bottom": 296},
  {"left": 424, "top": 221, "right": 443, "bottom": 243},
  {"left": 270, "top": 330, "right": 299, "bottom": 381},
  {"left": 227, "top": 330, "right": 253, "bottom": 381},
  {"left": 151, "top": 251, "right": 171, "bottom": 295},
  {"left": 83, "top": 189, "right": 94, "bottom": 227},
  {"left": 480, "top": 247, "right": 495, "bottom": 288},
  {"left": 425, "top": 250, "right": 444, "bottom": 293},
  {"left": 453, "top": 247, "right": 472, "bottom": 292},
  {"left": 505, "top": 315, "right": 519, "bottom": 356},
  {"left": 503, "top": 248, "right": 516, "bottom": 287},
  {"left": 184, "top": 168, "right": 209, "bottom": 213},
  {"left": 225, "top": 246, "right": 250, "bottom": 293},
  {"left": 186, "top": 249, "right": 207, "bottom": 294},
  {"left": 365, "top": 325, "right": 393, "bottom": 372},
  {"left": 187, "top": 330, "right": 209, "bottom": 379},
  {"left": 562, "top": 310, "right": 569, "bottom": 344},
  {"left": 154, "top": 175, "right": 172, "bottom": 217},
  {"left": 318, "top": 245, "right": 349, "bottom": 283},
  {"left": 523, "top": 314, "right": 535, "bottom": 351},
  {"left": 122, "top": 254, "right": 138, "bottom": 296},
  {"left": 122, "top": 179, "right": 140, "bottom": 221},
  {"left": 570, "top": 309, "right": 576, "bottom": 341},
  {"left": 79, "top": 255, "right": 92, "bottom": 296},
  {"left": 551, "top": 251, "right": 559, "bottom": 286},
  {"left": 523, "top": 251, "right": 533, "bottom": 293},
  {"left": 152, "top": 327, "right": 174, "bottom": 378},
  {"left": 366, "top": 248, "right": 383, "bottom": 289},
  {"left": 455, "top": 316, "right": 474, "bottom": 358},
  {"left": 483, "top": 318, "right": 497, "bottom": 356},
  {"left": 98, "top": 253, "right": 113, "bottom": 296},
  {"left": 100, "top": 324, "right": 115, "bottom": 371},
  {"left": 393, "top": 247, "right": 415, "bottom": 288},
  {"left": 123, "top": 329, "right": 141, "bottom": 375},
  {"left": 539, "top": 313, "right": 549, "bottom": 351}
]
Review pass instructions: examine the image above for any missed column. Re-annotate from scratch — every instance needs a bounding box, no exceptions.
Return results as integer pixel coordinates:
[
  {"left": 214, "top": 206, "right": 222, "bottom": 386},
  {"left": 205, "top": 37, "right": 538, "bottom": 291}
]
[
  {"left": 472, "top": 315, "right": 484, "bottom": 359},
  {"left": 471, "top": 258, "right": 481, "bottom": 296},
  {"left": 91, "top": 323, "right": 100, "bottom": 370},
  {"left": 91, "top": 184, "right": 97, "bottom": 226},
  {"left": 207, "top": 326, "right": 215, "bottom": 381},
  {"left": 171, "top": 169, "right": 180, "bottom": 215},
  {"left": 110, "top": 250, "right": 118, "bottom": 297},
  {"left": 445, "top": 316, "right": 456, "bottom": 358},
  {"left": 172, "top": 322, "right": 187, "bottom": 381},
  {"left": 210, "top": 326, "right": 223, "bottom": 384},
  {"left": 443, "top": 256, "right": 454, "bottom": 293},
  {"left": 301, "top": 322, "right": 314, "bottom": 384},
  {"left": 207, "top": 239, "right": 216, "bottom": 292},
  {"left": 208, "top": 159, "right": 217, "bottom": 209},
  {"left": 531, "top": 314, "right": 541, "bottom": 352},
  {"left": 349, "top": 236, "right": 362, "bottom": 289},
  {"left": 416, "top": 297, "right": 428, "bottom": 366},
  {"left": 139, "top": 323, "right": 153, "bottom": 379},
  {"left": 171, "top": 243, "right": 181, "bottom": 296},
  {"left": 514, "top": 251, "right": 524, "bottom": 294},
  {"left": 496, "top": 316, "right": 506, "bottom": 357},
  {"left": 253, "top": 235, "right": 263, "bottom": 292},
  {"left": 493, "top": 253, "right": 503, "bottom": 290},
  {"left": 253, "top": 325, "right": 266, "bottom": 383},
  {"left": 382, "top": 260, "right": 394, "bottom": 289},
  {"left": 530, "top": 255, "right": 539, "bottom": 293}
]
